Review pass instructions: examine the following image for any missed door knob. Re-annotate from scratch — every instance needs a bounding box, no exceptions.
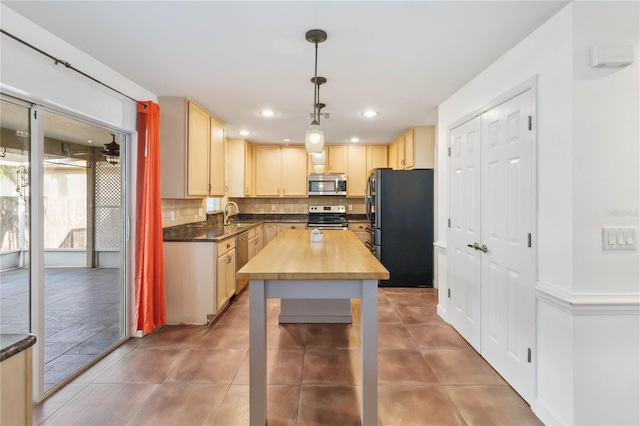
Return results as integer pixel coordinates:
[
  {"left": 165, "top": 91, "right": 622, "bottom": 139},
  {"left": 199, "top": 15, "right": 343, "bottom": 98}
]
[{"left": 467, "top": 242, "right": 488, "bottom": 253}]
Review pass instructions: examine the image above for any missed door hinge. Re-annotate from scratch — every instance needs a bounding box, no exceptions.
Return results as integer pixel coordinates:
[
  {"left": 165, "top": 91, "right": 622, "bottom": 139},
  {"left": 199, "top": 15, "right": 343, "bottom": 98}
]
[
  {"left": 448, "top": 147, "right": 451, "bottom": 157},
  {"left": 447, "top": 288, "right": 451, "bottom": 298},
  {"left": 33, "top": 110, "right": 38, "bottom": 119},
  {"left": 448, "top": 218, "right": 451, "bottom": 228},
  {"left": 527, "top": 233, "right": 532, "bottom": 248},
  {"left": 528, "top": 115, "right": 532, "bottom": 131},
  {"left": 527, "top": 347, "right": 532, "bottom": 363}
]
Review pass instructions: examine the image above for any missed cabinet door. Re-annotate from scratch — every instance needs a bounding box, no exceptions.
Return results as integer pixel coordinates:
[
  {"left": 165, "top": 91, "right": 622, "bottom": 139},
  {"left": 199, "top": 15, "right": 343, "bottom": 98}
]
[
  {"left": 264, "top": 224, "right": 278, "bottom": 245},
  {"left": 282, "top": 146, "right": 307, "bottom": 196},
  {"left": 216, "top": 252, "right": 228, "bottom": 311},
  {"left": 248, "top": 236, "right": 257, "bottom": 260},
  {"left": 226, "top": 250, "right": 236, "bottom": 299},
  {"left": 254, "top": 145, "right": 281, "bottom": 196},
  {"left": 347, "top": 145, "right": 367, "bottom": 197},
  {"left": 367, "top": 145, "right": 388, "bottom": 171},
  {"left": 327, "top": 145, "right": 347, "bottom": 173},
  {"left": 404, "top": 129, "right": 415, "bottom": 169},
  {"left": 209, "top": 116, "right": 226, "bottom": 196},
  {"left": 388, "top": 141, "right": 398, "bottom": 170},
  {"left": 245, "top": 142, "right": 253, "bottom": 196},
  {"left": 396, "top": 136, "right": 406, "bottom": 169},
  {"left": 187, "top": 102, "right": 211, "bottom": 196},
  {"left": 348, "top": 223, "right": 368, "bottom": 245}
]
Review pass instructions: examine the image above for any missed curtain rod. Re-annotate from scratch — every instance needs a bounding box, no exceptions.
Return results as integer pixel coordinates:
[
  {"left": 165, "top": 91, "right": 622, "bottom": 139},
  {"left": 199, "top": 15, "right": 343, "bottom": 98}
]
[{"left": 1, "top": 28, "right": 141, "bottom": 104}]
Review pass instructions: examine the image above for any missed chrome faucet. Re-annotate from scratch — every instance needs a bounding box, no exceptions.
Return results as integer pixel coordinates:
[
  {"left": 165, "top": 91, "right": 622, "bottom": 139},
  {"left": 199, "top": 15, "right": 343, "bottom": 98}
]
[{"left": 223, "top": 201, "right": 240, "bottom": 225}]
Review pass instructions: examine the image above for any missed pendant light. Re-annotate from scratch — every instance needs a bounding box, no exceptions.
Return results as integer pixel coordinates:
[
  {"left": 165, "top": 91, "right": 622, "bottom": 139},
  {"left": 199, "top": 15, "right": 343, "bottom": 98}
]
[
  {"left": 304, "top": 29, "right": 327, "bottom": 154},
  {"left": 103, "top": 134, "right": 120, "bottom": 164}
]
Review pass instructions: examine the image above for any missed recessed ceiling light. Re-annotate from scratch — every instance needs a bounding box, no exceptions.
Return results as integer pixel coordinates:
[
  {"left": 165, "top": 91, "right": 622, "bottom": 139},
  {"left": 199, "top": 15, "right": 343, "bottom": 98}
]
[
  {"left": 282, "top": 138, "right": 291, "bottom": 142},
  {"left": 260, "top": 110, "right": 276, "bottom": 117},
  {"left": 350, "top": 137, "right": 360, "bottom": 143},
  {"left": 87, "top": 140, "right": 92, "bottom": 144},
  {"left": 361, "top": 111, "right": 379, "bottom": 118},
  {"left": 239, "top": 130, "right": 251, "bottom": 136}
]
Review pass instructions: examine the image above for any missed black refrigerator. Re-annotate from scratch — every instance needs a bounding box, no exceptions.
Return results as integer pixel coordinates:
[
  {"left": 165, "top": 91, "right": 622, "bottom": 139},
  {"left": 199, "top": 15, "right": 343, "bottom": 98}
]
[{"left": 365, "top": 168, "right": 434, "bottom": 287}]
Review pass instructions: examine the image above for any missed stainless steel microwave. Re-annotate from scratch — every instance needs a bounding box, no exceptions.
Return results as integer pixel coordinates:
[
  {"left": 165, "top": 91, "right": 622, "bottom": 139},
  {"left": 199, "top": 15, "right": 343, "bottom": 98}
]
[{"left": 308, "top": 174, "right": 347, "bottom": 196}]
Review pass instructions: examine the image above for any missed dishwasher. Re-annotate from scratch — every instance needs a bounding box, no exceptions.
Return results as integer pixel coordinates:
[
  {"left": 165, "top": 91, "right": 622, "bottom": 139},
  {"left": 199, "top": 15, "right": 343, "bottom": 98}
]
[{"left": 235, "top": 230, "right": 249, "bottom": 294}]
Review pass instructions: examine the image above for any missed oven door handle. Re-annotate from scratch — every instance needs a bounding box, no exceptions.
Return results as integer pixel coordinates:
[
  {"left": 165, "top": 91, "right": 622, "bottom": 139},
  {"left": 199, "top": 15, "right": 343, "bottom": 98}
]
[{"left": 365, "top": 240, "right": 375, "bottom": 252}]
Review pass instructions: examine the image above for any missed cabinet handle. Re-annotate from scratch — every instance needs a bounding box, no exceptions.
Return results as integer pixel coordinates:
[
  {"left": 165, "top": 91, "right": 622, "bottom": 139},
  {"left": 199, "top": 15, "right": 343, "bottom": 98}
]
[
  {"left": 227, "top": 254, "right": 232, "bottom": 264},
  {"left": 290, "top": 225, "right": 295, "bottom": 229},
  {"left": 227, "top": 243, "right": 231, "bottom": 249}
]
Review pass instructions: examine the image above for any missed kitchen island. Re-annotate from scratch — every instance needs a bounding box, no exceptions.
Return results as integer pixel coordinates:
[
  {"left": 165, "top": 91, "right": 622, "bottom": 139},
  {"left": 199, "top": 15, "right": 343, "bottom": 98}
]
[{"left": 237, "top": 229, "right": 389, "bottom": 426}]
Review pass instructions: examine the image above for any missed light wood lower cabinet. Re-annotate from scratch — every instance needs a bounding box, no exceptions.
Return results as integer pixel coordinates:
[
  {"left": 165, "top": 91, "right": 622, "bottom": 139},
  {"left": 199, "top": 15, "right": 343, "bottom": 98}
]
[
  {"left": 164, "top": 238, "right": 235, "bottom": 325},
  {"left": 248, "top": 224, "right": 264, "bottom": 260},
  {"left": 216, "top": 237, "right": 236, "bottom": 312},
  {"left": 0, "top": 346, "right": 33, "bottom": 426},
  {"left": 349, "top": 222, "right": 368, "bottom": 246},
  {"left": 263, "top": 222, "right": 307, "bottom": 246}
]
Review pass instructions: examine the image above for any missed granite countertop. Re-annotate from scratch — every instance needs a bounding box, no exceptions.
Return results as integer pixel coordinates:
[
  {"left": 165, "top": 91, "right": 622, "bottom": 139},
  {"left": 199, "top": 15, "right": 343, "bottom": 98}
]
[
  {"left": 163, "top": 213, "right": 368, "bottom": 242},
  {"left": 164, "top": 221, "right": 265, "bottom": 242},
  {"left": 1, "top": 334, "right": 37, "bottom": 362}
]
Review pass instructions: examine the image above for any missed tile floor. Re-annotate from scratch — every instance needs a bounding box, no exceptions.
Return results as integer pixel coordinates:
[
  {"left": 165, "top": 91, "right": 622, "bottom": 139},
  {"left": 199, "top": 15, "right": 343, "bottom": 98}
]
[
  {"left": 0, "top": 267, "right": 123, "bottom": 390},
  {"left": 34, "top": 287, "right": 542, "bottom": 425}
]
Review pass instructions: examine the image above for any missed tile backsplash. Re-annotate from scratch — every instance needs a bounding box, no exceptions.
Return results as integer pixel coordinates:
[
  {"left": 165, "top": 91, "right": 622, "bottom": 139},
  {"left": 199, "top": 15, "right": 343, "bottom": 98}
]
[
  {"left": 233, "top": 197, "right": 365, "bottom": 215},
  {"left": 161, "top": 199, "right": 207, "bottom": 228},
  {"left": 161, "top": 197, "right": 366, "bottom": 228}
]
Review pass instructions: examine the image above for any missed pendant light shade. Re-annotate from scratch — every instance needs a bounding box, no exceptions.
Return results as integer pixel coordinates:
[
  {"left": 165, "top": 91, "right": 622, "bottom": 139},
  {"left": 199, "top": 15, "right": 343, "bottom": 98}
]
[
  {"left": 311, "top": 150, "right": 326, "bottom": 166},
  {"left": 305, "top": 122, "right": 324, "bottom": 154},
  {"left": 305, "top": 29, "right": 327, "bottom": 154}
]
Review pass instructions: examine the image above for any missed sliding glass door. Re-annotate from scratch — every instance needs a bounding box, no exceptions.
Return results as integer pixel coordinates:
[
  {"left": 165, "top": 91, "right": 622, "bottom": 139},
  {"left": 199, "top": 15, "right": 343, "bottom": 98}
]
[{"left": 0, "top": 96, "right": 129, "bottom": 398}]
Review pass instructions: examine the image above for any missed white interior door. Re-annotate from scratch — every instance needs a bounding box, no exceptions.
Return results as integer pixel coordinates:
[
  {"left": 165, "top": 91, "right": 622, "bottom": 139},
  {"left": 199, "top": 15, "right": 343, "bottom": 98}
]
[
  {"left": 480, "top": 89, "right": 535, "bottom": 403},
  {"left": 448, "top": 116, "right": 482, "bottom": 351}
]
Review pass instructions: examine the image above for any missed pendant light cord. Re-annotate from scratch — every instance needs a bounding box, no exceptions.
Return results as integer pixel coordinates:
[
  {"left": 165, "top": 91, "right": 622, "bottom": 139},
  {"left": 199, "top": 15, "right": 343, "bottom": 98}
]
[
  {"left": 313, "top": 41, "right": 318, "bottom": 123},
  {"left": 1, "top": 28, "right": 140, "bottom": 104}
]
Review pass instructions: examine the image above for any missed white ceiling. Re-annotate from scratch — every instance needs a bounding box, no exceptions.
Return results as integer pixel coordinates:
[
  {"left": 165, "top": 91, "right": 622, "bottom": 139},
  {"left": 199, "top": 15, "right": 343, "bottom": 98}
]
[{"left": 3, "top": 1, "right": 568, "bottom": 146}]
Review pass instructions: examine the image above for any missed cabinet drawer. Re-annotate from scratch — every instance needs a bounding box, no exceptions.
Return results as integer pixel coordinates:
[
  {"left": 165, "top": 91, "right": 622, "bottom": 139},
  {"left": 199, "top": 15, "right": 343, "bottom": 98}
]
[
  {"left": 349, "top": 223, "right": 367, "bottom": 231},
  {"left": 217, "top": 237, "right": 236, "bottom": 256},
  {"left": 277, "top": 223, "right": 307, "bottom": 233}
]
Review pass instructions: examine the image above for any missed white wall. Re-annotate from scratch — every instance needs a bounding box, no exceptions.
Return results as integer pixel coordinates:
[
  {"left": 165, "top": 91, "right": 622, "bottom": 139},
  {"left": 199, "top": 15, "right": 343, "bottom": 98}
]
[
  {"left": 436, "top": 2, "right": 639, "bottom": 425},
  {"left": 0, "top": 4, "right": 156, "bottom": 129}
]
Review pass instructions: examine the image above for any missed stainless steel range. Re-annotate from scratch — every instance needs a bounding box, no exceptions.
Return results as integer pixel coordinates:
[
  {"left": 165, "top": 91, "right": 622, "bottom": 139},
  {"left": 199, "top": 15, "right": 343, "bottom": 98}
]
[{"left": 307, "top": 205, "right": 348, "bottom": 230}]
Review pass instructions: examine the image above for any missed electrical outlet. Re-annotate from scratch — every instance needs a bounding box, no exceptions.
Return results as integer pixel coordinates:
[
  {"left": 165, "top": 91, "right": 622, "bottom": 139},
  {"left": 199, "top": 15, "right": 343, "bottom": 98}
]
[
  {"left": 198, "top": 208, "right": 203, "bottom": 217},
  {"left": 348, "top": 204, "right": 353, "bottom": 211},
  {"left": 271, "top": 204, "right": 276, "bottom": 211},
  {"left": 170, "top": 211, "right": 175, "bottom": 222}
]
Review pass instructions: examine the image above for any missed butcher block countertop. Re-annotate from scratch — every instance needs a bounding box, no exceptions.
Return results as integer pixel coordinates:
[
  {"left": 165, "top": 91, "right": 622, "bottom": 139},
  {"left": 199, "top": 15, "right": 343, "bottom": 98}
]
[{"left": 237, "top": 229, "right": 389, "bottom": 281}]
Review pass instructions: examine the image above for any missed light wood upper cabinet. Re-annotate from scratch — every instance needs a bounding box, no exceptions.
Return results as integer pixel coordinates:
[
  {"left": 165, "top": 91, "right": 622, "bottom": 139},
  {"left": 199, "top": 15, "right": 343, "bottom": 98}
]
[
  {"left": 254, "top": 145, "right": 307, "bottom": 197},
  {"left": 367, "top": 145, "right": 388, "bottom": 171},
  {"left": 254, "top": 145, "right": 281, "bottom": 196},
  {"left": 388, "top": 140, "right": 398, "bottom": 170},
  {"left": 209, "top": 116, "right": 226, "bottom": 196},
  {"left": 227, "top": 138, "right": 253, "bottom": 197},
  {"left": 396, "top": 135, "right": 405, "bottom": 170},
  {"left": 403, "top": 129, "right": 415, "bottom": 169},
  {"left": 390, "top": 126, "right": 435, "bottom": 170},
  {"left": 187, "top": 102, "right": 211, "bottom": 196},
  {"left": 347, "top": 145, "right": 367, "bottom": 197},
  {"left": 282, "top": 146, "right": 307, "bottom": 196},
  {"left": 327, "top": 145, "right": 348, "bottom": 173},
  {"left": 159, "top": 97, "right": 226, "bottom": 198}
]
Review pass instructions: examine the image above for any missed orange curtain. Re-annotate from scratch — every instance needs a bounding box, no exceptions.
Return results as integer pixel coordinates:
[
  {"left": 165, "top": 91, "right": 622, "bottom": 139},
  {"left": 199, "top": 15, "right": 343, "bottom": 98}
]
[{"left": 134, "top": 101, "right": 166, "bottom": 334}]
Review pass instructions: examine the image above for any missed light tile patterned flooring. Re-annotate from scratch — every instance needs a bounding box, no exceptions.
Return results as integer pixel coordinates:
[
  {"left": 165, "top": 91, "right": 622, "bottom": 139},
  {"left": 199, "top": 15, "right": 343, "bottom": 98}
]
[
  {"left": 34, "top": 288, "right": 542, "bottom": 425},
  {"left": 0, "top": 267, "right": 123, "bottom": 390}
]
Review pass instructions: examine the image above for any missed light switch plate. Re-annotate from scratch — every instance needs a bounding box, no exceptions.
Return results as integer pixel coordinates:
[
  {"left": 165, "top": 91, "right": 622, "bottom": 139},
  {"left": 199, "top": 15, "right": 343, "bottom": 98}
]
[
  {"left": 198, "top": 208, "right": 203, "bottom": 217},
  {"left": 602, "top": 226, "right": 637, "bottom": 250},
  {"left": 170, "top": 211, "right": 175, "bottom": 222}
]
